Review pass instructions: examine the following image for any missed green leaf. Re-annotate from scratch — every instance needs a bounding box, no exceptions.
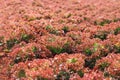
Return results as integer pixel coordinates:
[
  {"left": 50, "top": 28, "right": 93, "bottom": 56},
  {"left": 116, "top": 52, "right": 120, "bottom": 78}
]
[
  {"left": 114, "top": 27, "right": 120, "bottom": 35},
  {"left": 67, "top": 58, "right": 78, "bottom": 63},
  {"left": 99, "top": 62, "right": 110, "bottom": 71},
  {"left": 94, "top": 32, "right": 107, "bottom": 40},
  {"left": 84, "top": 48, "right": 93, "bottom": 56},
  {"left": 62, "top": 26, "right": 69, "bottom": 33},
  {"left": 93, "top": 43, "right": 99, "bottom": 51},
  {"left": 45, "top": 25, "right": 53, "bottom": 30},
  {"left": 50, "top": 29, "right": 59, "bottom": 35},
  {"left": 21, "top": 34, "right": 32, "bottom": 42},
  {"left": 77, "top": 70, "right": 84, "bottom": 78},
  {"left": 6, "top": 39, "right": 19, "bottom": 49},
  {"left": 47, "top": 46, "right": 64, "bottom": 54},
  {"left": 18, "top": 69, "right": 26, "bottom": 78},
  {"left": 99, "top": 19, "right": 111, "bottom": 26},
  {"left": 32, "top": 46, "right": 38, "bottom": 53}
]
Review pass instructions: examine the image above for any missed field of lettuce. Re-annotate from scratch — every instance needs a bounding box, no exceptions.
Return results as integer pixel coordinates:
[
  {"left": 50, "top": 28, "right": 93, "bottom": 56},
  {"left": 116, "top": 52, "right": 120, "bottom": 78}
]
[{"left": 0, "top": 0, "right": 120, "bottom": 80}]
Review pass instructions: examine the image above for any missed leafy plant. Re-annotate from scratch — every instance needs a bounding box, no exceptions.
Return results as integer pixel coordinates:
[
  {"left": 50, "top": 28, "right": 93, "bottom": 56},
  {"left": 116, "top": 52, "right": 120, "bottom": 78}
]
[
  {"left": 45, "top": 25, "right": 53, "bottom": 30},
  {"left": 31, "top": 46, "right": 41, "bottom": 58},
  {"left": 18, "top": 69, "right": 26, "bottom": 78},
  {"left": 84, "top": 48, "right": 93, "bottom": 56},
  {"left": 32, "top": 46, "right": 38, "bottom": 53},
  {"left": 6, "top": 38, "right": 19, "bottom": 49},
  {"left": 84, "top": 58, "right": 96, "bottom": 69},
  {"left": 45, "top": 25, "right": 59, "bottom": 35},
  {"left": 21, "top": 34, "right": 32, "bottom": 42},
  {"left": 47, "top": 46, "right": 64, "bottom": 55},
  {"left": 47, "top": 42, "right": 72, "bottom": 55},
  {"left": 93, "top": 43, "right": 99, "bottom": 51},
  {"left": 94, "top": 19, "right": 111, "bottom": 26},
  {"left": 98, "top": 62, "right": 110, "bottom": 71},
  {"left": 114, "top": 27, "right": 120, "bottom": 35},
  {"left": 99, "top": 19, "right": 111, "bottom": 26},
  {"left": 62, "top": 26, "right": 69, "bottom": 33},
  {"left": 77, "top": 70, "right": 84, "bottom": 78},
  {"left": 94, "top": 31, "right": 107, "bottom": 40},
  {"left": 67, "top": 58, "right": 78, "bottom": 63}
]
